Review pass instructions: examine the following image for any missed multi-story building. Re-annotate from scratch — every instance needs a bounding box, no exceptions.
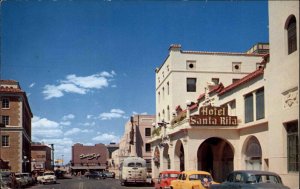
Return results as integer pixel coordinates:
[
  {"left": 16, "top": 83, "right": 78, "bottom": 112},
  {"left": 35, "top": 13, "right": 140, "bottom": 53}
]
[
  {"left": 0, "top": 80, "right": 33, "bottom": 173},
  {"left": 115, "top": 115, "right": 155, "bottom": 172},
  {"left": 150, "top": 1, "right": 299, "bottom": 189},
  {"left": 71, "top": 143, "right": 108, "bottom": 175},
  {"left": 265, "top": 1, "right": 299, "bottom": 187},
  {"left": 31, "top": 142, "right": 52, "bottom": 173},
  {"left": 155, "top": 43, "right": 267, "bottom": 124}
]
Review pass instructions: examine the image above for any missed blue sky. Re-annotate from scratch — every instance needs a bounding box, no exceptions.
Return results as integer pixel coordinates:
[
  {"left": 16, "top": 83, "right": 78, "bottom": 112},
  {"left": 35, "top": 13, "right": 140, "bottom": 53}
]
[{"left": 1, "top": 0, "right": 269, "bottom": 164}]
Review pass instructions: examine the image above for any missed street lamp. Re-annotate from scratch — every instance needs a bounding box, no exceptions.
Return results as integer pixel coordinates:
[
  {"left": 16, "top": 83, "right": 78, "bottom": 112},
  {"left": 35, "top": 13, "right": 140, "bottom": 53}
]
[
  {"left": 155, "top": 119, "right": 170, "bottom": 148},
  {"left": 23, "top": 156, "right": 29, "bottom": 173}
]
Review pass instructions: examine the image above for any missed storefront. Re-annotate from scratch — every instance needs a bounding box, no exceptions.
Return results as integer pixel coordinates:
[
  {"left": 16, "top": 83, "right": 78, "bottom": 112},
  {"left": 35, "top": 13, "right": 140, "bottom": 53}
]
[{"left": 71, "top": 143, "right": 108, "bottom": 175}]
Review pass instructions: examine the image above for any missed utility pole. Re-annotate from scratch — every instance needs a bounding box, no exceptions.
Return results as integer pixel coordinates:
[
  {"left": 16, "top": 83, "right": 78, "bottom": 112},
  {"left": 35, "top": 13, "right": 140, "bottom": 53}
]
[{"left": 50, "top": 144, "right": 54, "bottom": 170}]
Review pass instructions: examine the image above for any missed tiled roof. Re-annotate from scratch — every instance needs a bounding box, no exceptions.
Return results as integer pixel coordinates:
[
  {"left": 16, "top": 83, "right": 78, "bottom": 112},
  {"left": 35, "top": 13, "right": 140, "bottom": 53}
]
[
  {"left": 197, "top": 93, "right": 205, "bottom": 101},
  {"left": 218, "top": 68, "right": 264, "bottom": 96},
  {"left": 0, "top": 86, "right": 23, "bottom": 93},
  {"left": 0, "top": 80, "right": 19, "bottom": 85},
  {"left": 208, "top": 83, "right": 224, "bottom": 94}
]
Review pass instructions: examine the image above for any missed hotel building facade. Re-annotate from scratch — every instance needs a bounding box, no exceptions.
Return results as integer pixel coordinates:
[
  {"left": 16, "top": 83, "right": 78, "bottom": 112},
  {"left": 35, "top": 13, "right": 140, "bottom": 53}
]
[{"left": 150, "top": 1, "right": 299, "bottom": 189}]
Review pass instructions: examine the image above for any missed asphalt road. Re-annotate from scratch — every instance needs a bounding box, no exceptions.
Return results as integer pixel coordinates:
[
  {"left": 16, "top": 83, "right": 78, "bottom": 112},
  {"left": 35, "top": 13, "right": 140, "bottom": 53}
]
[{"left": 28, "top": 177, "right": 155, "bottom": 189}]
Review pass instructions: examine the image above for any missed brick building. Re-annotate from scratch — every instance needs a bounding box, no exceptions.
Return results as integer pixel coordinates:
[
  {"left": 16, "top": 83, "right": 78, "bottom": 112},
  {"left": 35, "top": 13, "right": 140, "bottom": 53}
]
[
  {"left": 71, "top": 143, "right": 109, "bottom": 175},
  {"left": 31, "top": 142, "right": 52, "bottom": 173},
  {"left": 0, "top": 80, "right": 33, "bottom": 172}
]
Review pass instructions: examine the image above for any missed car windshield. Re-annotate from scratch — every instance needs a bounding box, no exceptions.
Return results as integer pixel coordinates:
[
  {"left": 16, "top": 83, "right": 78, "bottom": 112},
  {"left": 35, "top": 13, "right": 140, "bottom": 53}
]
[
  {"left": 164, "top": 173, "right": 179, "bottom": 178},
  {"left": 44, "top": 172, "right": 54, "bottom": 176},
  {"left": 247, "top": 174, "right": 281, "bottom": 184},
  {"left": 189, "top": 174, "right": 212, "bottom": 182}
]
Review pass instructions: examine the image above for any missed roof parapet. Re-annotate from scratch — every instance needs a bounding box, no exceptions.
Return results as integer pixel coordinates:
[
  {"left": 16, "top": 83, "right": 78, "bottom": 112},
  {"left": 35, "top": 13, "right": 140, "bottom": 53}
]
[{"left": 169, "top": 44, "right": 181, "bottom": 52}]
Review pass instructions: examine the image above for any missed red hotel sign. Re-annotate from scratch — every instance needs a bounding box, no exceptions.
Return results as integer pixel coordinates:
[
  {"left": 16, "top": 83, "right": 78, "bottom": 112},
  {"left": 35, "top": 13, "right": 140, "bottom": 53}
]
[{"left": 190, "top": 106, "right": 237, "bottom": 126}]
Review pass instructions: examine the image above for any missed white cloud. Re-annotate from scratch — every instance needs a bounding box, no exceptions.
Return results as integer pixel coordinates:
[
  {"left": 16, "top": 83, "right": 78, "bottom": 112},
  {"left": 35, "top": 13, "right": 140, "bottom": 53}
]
[
  {"left": 86, "top": 115, "right": 93, "bottom": 119},
  {"left": 32, "top": 116, "right": 59, "bottom": 129},
  {"left": 92, "top": 133, "right": 120, "bottom": 143},
  {"left": 81, "top": 122, "right": 96, "bottom": 127},
  {"left": 60, "top": 121, "right": 71, "bottom": 126},
  {"left": 64, "top": 128, "right": 90, "bottom": 136},
  {"left": 42, "top": 71, "right": 116, "bottom": 100},
  {"left": 32, "top": 116, "right": 63, "bottom": 138},
  {"left": 99, "top": 109, "right": 127, "bottom": 120},
  {"left": 132, "top": 111, "right": 148, "bottom": 115},
  {"left": 62, "top": 114, "right": 75, "bottom": 121},
  {"left": 29, "top": 83, "right": 35, "bottom": 88}
]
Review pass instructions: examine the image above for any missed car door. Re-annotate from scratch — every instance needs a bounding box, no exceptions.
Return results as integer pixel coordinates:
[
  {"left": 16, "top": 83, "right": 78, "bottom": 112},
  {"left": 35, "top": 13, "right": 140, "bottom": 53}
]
[
  {"left": 171, "top": 173, "right": 182, "bottom": 189},
  {"left": 219, "top": 172, "right": 240, "bottom": 189},
  {"left": 178, "top": 173, "right": 187, "bottom": 189},
  {"left": 155, "top": 173, "right": 162, "bottom": 189}
]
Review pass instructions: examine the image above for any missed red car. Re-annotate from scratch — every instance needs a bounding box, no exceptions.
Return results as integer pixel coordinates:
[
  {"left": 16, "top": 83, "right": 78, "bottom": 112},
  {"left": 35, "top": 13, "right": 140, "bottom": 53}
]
[{"left": 155, "top": 170, "right": 181, "bottom": 189}]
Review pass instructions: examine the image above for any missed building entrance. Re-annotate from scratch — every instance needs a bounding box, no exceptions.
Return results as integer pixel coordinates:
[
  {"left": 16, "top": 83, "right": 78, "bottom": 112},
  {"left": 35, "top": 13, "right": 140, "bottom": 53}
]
[{"left": 197, "top": 137, "right": 233, "bottom": 182}]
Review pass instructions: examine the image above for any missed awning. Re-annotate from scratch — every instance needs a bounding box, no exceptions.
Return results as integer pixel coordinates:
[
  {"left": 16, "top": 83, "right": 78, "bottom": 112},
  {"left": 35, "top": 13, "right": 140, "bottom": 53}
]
[{"left": 70, "top": 166, "right": 106, "bottom": 170}]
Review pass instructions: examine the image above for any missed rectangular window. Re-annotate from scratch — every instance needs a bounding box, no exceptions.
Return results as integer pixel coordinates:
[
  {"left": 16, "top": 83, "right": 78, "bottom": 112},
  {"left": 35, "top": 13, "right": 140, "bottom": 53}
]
[
  {"left": 286, "top": 121, "right": 299, "bottom": 172},
  {"left": 145, "top": 128, "right": 151, "bottom": 137},
  {"left": 245, "top": 93, "right": 254, "bottom": 123},
  {"left": 2, "top": 98, "right": 9, "bottom": 108},
  {"left": 145, "top": 143, "right": 151, "bottom": 152},
  {"left": 256, "top": 88, "right": 265, "bottom": 120},
  {"left": 2, "top": 135, "right": 9, "bottom": 147},
  {"left": 187, "top": 78, "right": 196, "bottom": 92},
  {"left": 212, "top": 78, "right": 219, "bottom": 85},
  {"left": 2, "top": 116, "right": 9, "bottom": 125}
]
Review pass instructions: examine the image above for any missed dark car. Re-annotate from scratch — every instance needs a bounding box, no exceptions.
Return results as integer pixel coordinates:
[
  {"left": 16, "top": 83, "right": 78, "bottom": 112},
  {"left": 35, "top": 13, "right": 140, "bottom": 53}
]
[
  {"left": 84, "top": 171, "right": 106, "bottom": 180},
  {"left": 0, "top": 172, "right": 16, "bottom": 188},
  {"left": 103, "top": 171, "right": 115, "bottom": 178},
  {"left": 209, "top": 170, "right": 290, "bottom": 189}
]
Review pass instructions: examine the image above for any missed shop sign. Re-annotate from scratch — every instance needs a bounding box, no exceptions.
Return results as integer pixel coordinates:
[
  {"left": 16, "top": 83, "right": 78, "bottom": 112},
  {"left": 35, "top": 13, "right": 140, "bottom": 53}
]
[
  {"left": 79, "top": 153, "right": 101, "bottom": 160},
  {"left": 190, "top": 106, "right": 237, "bottom": 126}
]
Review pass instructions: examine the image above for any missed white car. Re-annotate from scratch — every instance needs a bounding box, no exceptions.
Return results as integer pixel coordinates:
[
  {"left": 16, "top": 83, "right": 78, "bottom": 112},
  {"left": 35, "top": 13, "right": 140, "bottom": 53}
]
[{"left": 37, "top": 171, "right": 57, "bottom": 184}]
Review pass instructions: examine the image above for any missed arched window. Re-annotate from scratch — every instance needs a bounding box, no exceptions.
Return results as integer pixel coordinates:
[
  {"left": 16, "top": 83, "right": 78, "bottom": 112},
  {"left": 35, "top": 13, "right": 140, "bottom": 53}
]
[
  {"left": 286, "top": 15, "right": 297, "bottom": 54},
  {"left": 245, "top": 136, "right": 262, "bottom": 170},
  {"left": 167, "top": 106, "right": 170, "bottom": 121}
]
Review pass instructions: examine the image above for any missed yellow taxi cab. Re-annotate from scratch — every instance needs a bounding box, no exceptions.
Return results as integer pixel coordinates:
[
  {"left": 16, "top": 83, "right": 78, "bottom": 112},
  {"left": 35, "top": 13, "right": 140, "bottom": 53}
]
[{"left": 170, "top": 170, "right": 218, "bottom": 189}]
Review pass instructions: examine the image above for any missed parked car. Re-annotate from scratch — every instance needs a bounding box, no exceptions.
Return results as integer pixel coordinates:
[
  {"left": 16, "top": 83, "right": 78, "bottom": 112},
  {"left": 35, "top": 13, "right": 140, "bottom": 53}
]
[
  {"left": 155, "top": 170, "right": 181, "bottom": 189},
  {"left": 0, "top": 171, "right": 16, "bottom": 188},
  {"left": 209, "top": 170, "right": 290, "bottom": 189},
  {"left": 84, "top": 171, "right": 106, "bottom": 180},
  {"left": 37, "top": 171, "right": 57, "bottom": 184},
  {"left": 170, "top": 170, "right": 218, "bottom": 189},
  {"left": 21, "top": 173, "right": 35, "bottom": 186},
  {"left": 103, "top": 171, "right": 115, "bottom": 178},
  {"left": 15, "top": 172, "right": 28, "bottom": 188}
]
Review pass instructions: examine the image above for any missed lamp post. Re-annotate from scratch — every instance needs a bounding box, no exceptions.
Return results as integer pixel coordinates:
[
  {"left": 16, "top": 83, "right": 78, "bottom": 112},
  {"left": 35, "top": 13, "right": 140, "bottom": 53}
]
[
  {"left": 155, "top": 119, "right": 169, "bottom": 148},
  {"left": 23, "top": 156, "right": 29, "bottom": 173}
]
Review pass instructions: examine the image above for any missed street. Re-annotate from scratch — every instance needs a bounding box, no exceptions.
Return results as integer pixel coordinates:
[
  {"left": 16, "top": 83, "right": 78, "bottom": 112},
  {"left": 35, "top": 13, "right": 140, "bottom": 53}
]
[{"left": 28, "top": 177, "right": 155, "bottom": 189}]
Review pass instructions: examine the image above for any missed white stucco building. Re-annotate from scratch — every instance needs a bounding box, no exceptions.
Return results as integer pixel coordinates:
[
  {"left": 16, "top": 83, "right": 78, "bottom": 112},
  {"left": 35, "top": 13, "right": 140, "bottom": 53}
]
[
  {"left": 150, "top": 1, "right": 299, "bottom": 189},
  {"left": 155, "top": 43, "right": 267, "bottom": 124}
]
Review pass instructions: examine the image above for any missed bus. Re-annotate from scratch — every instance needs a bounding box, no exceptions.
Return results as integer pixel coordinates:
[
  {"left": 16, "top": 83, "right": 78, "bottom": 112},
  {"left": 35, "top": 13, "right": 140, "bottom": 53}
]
[{"left": 119, "top": 156, "right": 147, "bottom": 186}]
